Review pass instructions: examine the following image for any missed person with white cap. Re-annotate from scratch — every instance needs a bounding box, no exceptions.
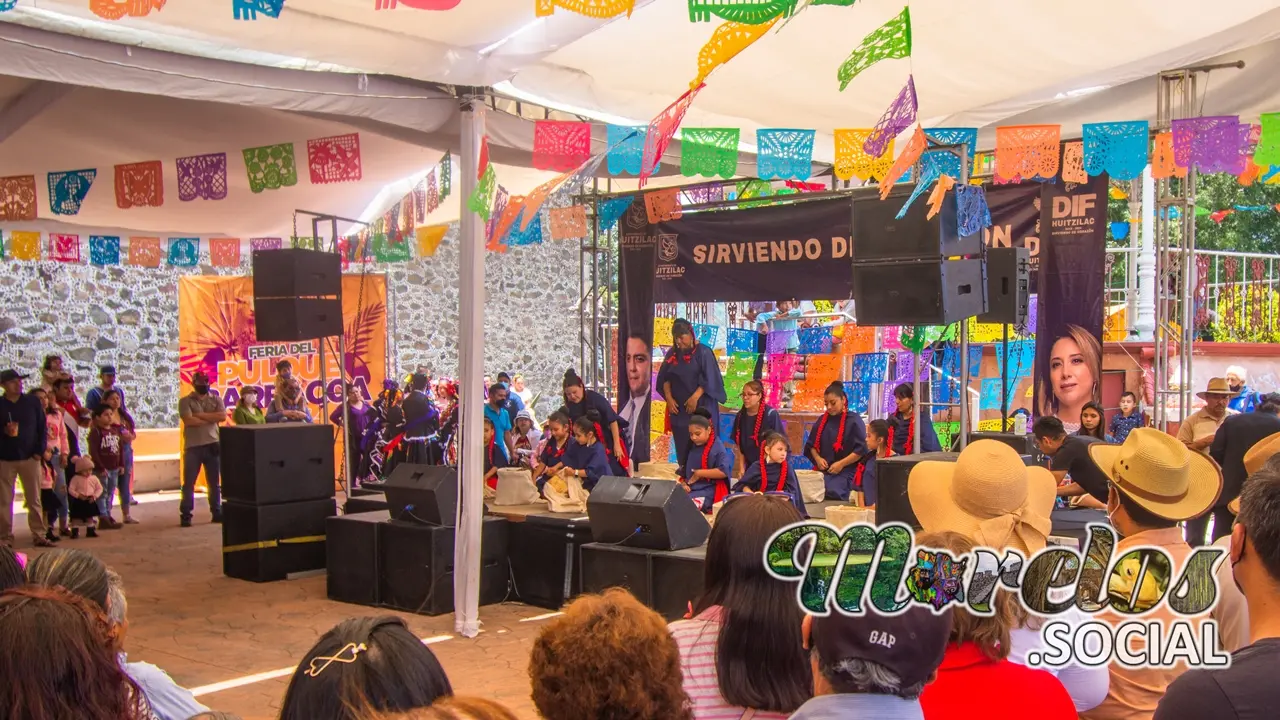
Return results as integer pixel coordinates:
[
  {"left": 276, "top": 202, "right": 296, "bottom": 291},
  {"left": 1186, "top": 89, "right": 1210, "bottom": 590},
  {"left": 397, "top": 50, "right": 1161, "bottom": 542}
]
[
  {"left": 909, "top": 440, "right": 1110, "bottom": 712},
  {"left": 1081, "top": 428, "right": 1223, "bottom": 720},
  {"left": 1176, "top": 377, "right": 1237, "bottom": 457},
  {"left": 1225, "top": 364, "right": 1261, "bottom": 414}
]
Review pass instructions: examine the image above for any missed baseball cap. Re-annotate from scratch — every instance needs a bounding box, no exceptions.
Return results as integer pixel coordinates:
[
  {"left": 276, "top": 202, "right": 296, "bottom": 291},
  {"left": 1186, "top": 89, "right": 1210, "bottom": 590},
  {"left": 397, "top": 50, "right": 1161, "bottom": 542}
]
[
  {"left": 811, "top": 605, "right": 954, "bottom": 689},
  {"left": 0, "top": 369, "right": 28, "bottom": 383},
  {"left": 99, "top": 365, "right": 117, "bottom": 375}
]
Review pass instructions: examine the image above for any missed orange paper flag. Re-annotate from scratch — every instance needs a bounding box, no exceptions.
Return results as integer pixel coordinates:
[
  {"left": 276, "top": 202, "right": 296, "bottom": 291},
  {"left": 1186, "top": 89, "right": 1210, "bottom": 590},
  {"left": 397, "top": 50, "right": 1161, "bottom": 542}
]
[{"left": 416, "top": 224, "right": 449, "bottom": 257}]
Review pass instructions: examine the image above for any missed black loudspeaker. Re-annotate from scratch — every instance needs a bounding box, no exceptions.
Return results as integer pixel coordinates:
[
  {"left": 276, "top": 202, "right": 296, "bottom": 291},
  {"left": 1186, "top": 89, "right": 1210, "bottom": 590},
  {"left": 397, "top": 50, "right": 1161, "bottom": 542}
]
[
  {"left": 254, "top": 297, "right": 343, "bottom": 342},
  {"left": 652, "top": 547, "right": 707, "bottom": 621},
  {"left": 377, "top": 517, "right": 509, "bottom": 616},
  {"left": 382, "top": 464, "right": 457, "bottom": 526},
  {"left": 853, "top": 258, "right": 987, "bottom": 326},
  {"left": 587, "top": 477, "right": 710, "bottom": 551},
  {"left": 852, "top": 190, "right": 982, "bottom": 263},
  {"left": 508, "top": 515, "right": 594, "bottom": 610},
  {"left": 343, "top": 493, "right": 389, "bottom": 514},
  {"left": 252, "top": 248, "right": 342, "bottom": 298},
  {"left": 326, "top": 511, "right": 385, "bottom": 606},
  {"left": 968, "top": 432, "right": 1038, "bottom": 459},
  {"left": 978, "top": 246, "right": 1030, "bottom": 325},
  {"left": 220, "top": 424, "right": 335, "bottom": 505},
  {"left": 222, "top": 498, "right": 336, "bottom": 582},
  {"left": 580, "top": 544, "right": 655, "bottom": 606},
  {"left": 874, "top": 451, "right": 958, "bottom": 530}
]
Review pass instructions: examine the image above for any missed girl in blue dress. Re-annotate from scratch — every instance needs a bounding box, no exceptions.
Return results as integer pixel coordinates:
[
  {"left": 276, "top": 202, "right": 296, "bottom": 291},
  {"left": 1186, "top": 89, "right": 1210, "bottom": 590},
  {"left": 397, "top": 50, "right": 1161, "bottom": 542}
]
[
  {"left": 561, "top": 416, "right": 612, "bottom": 492},
  {"left": 803, "top": 382, "right": 868, "bottom": 501},
  {"left": 733, "top": 431, "right": 807, "bottom": 517},
  {"left": 886, "top": 383, "right": 941, "bottom": 456},
  {"left": 731, "top": 379, "right": 783, "bottom": 471},
  {"left": 560, "top": 369, "right": 631, "bottom": 477},
  {"left": 532, "top": 411, "right": 574, "bottom": 496},
  {"left": 657, "top": 318, "right": 727, "bottom": 475},
  {"left": 679, "top": 410, "right": 733, "bottom": 513}
]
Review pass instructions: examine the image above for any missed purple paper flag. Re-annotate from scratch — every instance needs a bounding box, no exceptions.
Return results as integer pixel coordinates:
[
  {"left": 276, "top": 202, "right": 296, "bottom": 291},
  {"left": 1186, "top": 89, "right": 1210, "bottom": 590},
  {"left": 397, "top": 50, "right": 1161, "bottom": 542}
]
[
  {"left": 176, "top": 152, "right": 228, "bottom": 202},
  {"left": 864, "top": 76, "right": 917, "bottom": 158}
]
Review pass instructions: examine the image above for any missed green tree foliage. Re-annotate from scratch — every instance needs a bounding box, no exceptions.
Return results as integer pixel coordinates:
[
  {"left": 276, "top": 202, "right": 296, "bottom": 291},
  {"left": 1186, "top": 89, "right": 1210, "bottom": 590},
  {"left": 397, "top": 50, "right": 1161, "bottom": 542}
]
[{"left": 1193, "top": 171, "right": 1280, "bottom": 254}]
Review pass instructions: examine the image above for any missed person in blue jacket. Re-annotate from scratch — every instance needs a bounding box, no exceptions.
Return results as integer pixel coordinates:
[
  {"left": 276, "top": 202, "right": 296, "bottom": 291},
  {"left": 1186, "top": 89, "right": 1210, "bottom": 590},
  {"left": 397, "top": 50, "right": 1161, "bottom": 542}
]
[
  {"left": 733, "top": 431, "right": 807, "bottom": 517},
  {"left": 803, "top": 382, "right": 868, "bottom": 501},
  {"left": 886, "top": 383, "right": 941, "bottom": 456},
  {"left": 731, "top": 379, "right": 783, "bottom": 471},
  {"left": 657, "top": 318, "right": 727, "bottom": 475},
  {"left": 561, "top": 416, "right": 612, "bottom": 492},
  {"left": 679, "top": 409, "right": 733, "bottom": 513}
]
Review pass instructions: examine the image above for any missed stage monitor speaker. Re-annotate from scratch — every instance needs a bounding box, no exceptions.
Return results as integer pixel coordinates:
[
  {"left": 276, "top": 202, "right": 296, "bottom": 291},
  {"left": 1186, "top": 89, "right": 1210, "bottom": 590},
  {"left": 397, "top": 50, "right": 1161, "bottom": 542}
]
[
  {"left": 587, "top": 477, "right": 710, "bottom": 551},
  {"left": 254, "top": 298, "right": 342, "bottom": 342},
  {"left": 343, "top": 493, "right": 389, "bottom": 514},
  {"left": 220, "top": 424, "right": 335, "bottom": 505},
  {"left": 874, "top": 451, "right": 958, "bottom": 530},
  {"left": 651, "top": 548, "right": 707, "bottom": 621},
  {"left": 508, "top": 515, "right": 594, "bottom": 610},
  {"left": 252, "top": 248, "right": 342, "bottom": 298},
  {"left": 382, "top": 464, "right": 457, "bottom": 526},
  {"left": 967, "top": 431, "right": 1038, "bottom": 459},
  {"left": 853, "top": 258, "right": 987, "bottom": 327},
  {"left": 978, "top": 246, "right": 1030, "bottom": 325},
  {"left": 377, "top": 517, "right": 509, "bottom": 616},
  {"left": 580, "top": 544, "right": 654, "bottom": 606},
  {"left": 851, "top": 189, "right": 982, "bottom": 263},
  {"left": 326, "top": 510, "right": 385, "bottom": 607},
  {"left": 222, "top": 498, "right": 336, "bottom": 583}
]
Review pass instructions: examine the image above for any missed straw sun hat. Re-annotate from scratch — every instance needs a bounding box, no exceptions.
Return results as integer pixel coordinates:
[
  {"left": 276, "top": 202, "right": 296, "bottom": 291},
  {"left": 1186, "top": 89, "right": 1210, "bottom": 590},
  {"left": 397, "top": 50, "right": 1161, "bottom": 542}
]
[
  {"left": 1228, "top": 430, "right": 1280, "bottom": 515},
  {"left": 1197, "top": 377, "right": 1235, "bottom": 399},
  {"left": 908, "top": 440, "right": 1056, "bottom": 556},
  {"left": 1089, "top": 428, "right": 1222, "bottom": 522}
]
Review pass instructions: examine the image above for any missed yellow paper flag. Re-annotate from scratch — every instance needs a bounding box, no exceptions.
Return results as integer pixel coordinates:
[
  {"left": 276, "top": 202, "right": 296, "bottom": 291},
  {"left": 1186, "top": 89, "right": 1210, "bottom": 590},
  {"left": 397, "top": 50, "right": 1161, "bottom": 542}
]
[
  {"left": 9, "top": 231, "right": 41, "bottom": 261},
  {"left": 416, "top": 224, "right": 448, "bottom": 258},
  {"left": 654, "top": 317, "right": 675, "bottom": 348},
  {"left": 650, "top": 399, "right": 668, "bottom": 435}
]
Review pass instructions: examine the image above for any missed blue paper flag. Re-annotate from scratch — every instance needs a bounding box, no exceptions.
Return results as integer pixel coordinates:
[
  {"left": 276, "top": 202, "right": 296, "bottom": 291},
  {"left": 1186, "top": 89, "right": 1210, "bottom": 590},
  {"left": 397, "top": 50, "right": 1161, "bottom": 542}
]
[
  {"left": 719, "top": 413, "right": 737, "bottom": 445},
  {"left": 726, "top": 327, "right": 758, "bottom": 354},
  {"left": 844, "top": 381, "right": 873, "bottom": 414},
  {"left": 48, "top": 169, "right": 97, "bottom": 216},
  {"left": 797, "top": 326, "right": 834, "bottom": 354},
  {"left": 995, "top": 340, "right": 1035, "bottom": 378},
  {"left": 233, "top": 0, "right": 284, "bottom": 20},
  {"left": 980, "top": 378, "right": 1003, "bottom": 411},
  {"left": 506, "top": 209, "right": 544, "bottom": 246},
  {"left": 932, "top": 345, "right": 984, "bottom": 405},
  {"left": 790, "top": 454, "right": 814, "bottom": 471},
  {"left": 597, "top": 196, "right": 635, "bottom": 233},
  {"left": 167, "top": 238, "right": 200, "bottom": 267},
  {"left": 1110, "top": 221, "right": 1130, "bottom": 240},
  {"left": 851, "top": 352, "right": 890, "bottom": 384},
  {"left": 88, "top": 236, "right": 120, "bottom": 266},
  {"left": 694, "top": 323, "right": 720, "bottom": 347},
  {"left": 607, "top": 125, "right": 648, "bottom": 176}
]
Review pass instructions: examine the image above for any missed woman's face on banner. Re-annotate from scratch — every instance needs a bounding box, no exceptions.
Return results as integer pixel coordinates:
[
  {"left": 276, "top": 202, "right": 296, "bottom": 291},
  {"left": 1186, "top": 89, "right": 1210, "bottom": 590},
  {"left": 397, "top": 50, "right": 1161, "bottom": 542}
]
[{"left": 1050, "top": 335, "right": 1094, "bottom": 410}]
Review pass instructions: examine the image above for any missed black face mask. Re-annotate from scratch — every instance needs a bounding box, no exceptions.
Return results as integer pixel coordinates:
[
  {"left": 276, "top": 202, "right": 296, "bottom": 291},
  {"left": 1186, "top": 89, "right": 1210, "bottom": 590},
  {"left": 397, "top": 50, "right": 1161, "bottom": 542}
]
[{"left": 193, "top": 383, "right": 210, "bottom": 395}]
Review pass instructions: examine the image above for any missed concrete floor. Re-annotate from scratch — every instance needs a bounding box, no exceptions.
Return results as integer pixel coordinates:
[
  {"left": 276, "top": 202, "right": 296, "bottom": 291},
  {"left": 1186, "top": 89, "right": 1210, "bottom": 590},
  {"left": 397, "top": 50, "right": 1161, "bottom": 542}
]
[{"left": 7, "top": 492, "right": 548, "bottom": 719}]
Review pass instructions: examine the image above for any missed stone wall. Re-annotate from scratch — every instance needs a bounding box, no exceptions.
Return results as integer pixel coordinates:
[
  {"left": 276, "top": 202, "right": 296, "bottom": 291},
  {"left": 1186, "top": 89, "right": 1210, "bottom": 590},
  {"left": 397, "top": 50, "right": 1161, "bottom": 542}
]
[{"left": 0, "top": 229, "right": 580, "bottom": 428}]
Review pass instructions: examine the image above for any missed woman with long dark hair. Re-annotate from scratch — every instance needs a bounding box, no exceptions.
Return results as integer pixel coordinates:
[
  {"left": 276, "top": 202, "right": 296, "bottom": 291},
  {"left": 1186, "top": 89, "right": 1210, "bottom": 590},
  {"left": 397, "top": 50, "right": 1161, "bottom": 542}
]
[
  {"left": 559, "top": 369, "right": 630, "bottom": 476},
  {"left": 657, "top": 319, "right": 727, "bottom": 474},
  {"left": 731, "top": 379, "right": 783, "bottom": 470},
  {"left": 669, "top": 494, "right": 812, "bottom": 718},
  {"left": 1077, "top": 401, "right": 1111, "bottom": 442}
]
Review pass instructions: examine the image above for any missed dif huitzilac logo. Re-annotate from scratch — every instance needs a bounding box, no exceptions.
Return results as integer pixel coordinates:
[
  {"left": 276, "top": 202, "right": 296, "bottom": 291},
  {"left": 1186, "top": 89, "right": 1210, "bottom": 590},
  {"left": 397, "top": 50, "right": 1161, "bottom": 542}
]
[{"left": 764, "top": 522, "right": 1230, "bottom": 671}]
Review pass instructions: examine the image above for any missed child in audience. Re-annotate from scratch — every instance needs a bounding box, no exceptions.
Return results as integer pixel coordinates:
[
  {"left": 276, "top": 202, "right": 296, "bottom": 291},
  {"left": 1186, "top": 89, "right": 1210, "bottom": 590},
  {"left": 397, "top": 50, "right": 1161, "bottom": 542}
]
[
  {"left": 1078, "top": 401, "right": 1111, "bottom": 442},
  {"left": 532, "top": 411, "right": 573, "bottom": 495},
  {"left": 67, "top": 456, "right": 102, "bottom": 538},
  {"left": 679, "top": 409, "right": 733, "bottom": 513},
  {"left": 1108, "top": 391, "right": 1145, "bottom": 444},
  {"left": 482, "top": 417, "right": 501, "bottom": 490},
  {"left": 561, "top": 416, "right": 611, "bottom": 492},
  {"left": 733, "top": 431, "right": 806, "bottom": 516},
  {"left": 233, "top": 386, "right": 266, "bottom": 425},
  {"left": 87, "top": 405, "right": 124, "bottom": 529},
  {"left": 36, "top": 387, "right": 70, "bottom": 537},
  {"left": 855, "top": 419, "right": 889, "bottom": 508},
  {"left": 102, "top": 390, "right": 137, "bottom": 523},
  {"left": 513, "top": 409, "right": 540, "bottom": 469}
]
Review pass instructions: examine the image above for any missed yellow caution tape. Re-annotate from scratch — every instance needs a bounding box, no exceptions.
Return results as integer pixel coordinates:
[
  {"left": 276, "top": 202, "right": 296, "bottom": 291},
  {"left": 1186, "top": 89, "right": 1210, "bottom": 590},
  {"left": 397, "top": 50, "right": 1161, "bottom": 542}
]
[{"left": 222, "top": 535, "right": 327, "bottom": 554}]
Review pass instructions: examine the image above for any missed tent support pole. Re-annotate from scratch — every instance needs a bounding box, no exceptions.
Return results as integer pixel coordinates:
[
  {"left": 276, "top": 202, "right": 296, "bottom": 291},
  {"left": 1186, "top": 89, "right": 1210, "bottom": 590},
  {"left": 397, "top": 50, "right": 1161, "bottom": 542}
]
[{"left": 454, "top": 93, "right": 486, "bottom": 638}]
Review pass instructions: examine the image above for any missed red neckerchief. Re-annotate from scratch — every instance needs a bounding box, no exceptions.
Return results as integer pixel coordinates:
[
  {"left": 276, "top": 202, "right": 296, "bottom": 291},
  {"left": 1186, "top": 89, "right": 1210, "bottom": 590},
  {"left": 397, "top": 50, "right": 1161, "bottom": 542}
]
[
  {"left": 854, "top": 459, "right": 866, "bottom": 490},
  {"left": 815, "top": 409, "right": 847, "bottom": 454},
  {"left": 486, "top": 435, "right": 498, "bottom": 488},
  {"left": 701, "top": 433, "right": 732, "bottom": 504},
  {"left": 736, "top": 405, "right": 767, "bottom": 450},
  {"left": 765, "top": 456, "right": 788, "bottom": 492},
  {"left": 550, "top": 438, "right": 566, "bottom": 459},
  {"left": 666, "top": 347, "right": 694, "bottom": 366},
  {"left": 594, "top": 421, "right": 630, "bottom": 470}
]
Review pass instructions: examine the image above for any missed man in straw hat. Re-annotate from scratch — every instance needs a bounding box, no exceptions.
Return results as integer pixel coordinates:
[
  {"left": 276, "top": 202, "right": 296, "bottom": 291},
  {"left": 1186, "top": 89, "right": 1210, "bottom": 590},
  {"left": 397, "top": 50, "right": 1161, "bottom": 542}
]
[
  {"left": 1193, "top": 394, "right": 1280, "bottom": 547},
  {"left": 1156, "top": 453, "right": 1280, "bottom": 719},
  {"left": 1176, "top": 377, "right": 1236, "bottom": 457},
  {"left": 1081, "top": 428, "right": 1222, "bottom": 720}
]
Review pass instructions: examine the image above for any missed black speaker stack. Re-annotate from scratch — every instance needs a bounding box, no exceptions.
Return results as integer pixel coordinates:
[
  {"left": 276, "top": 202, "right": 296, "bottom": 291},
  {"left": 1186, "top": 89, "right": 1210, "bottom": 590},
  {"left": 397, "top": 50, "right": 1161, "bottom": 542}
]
[
  {"left": 873, "top": 451, "right": 959, "bottom": 530},
  {"left": 325, "top": 464, "right": 512, "bottom": 616},
  {"left": 252, "top": 248, "right": 343, "bottom": 342},
  {"left": 220, "top": 425, "right": 337, "bottom": 582},
  {"left": 585, "top": 476, "right": 711, "bottom": 551},
  {"left": 851, "top": 188, "right": 988, "bottom": 326},
  {"left": 978, "top": 246, "right": 1030, "bottom": 325}
]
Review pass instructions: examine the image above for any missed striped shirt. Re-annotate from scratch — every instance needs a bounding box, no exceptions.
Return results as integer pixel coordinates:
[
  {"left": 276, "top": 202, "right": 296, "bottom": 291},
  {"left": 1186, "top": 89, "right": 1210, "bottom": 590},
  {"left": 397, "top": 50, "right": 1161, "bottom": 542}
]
[{"left": 669, "top": 607, "right": 790, "bottom": 720}]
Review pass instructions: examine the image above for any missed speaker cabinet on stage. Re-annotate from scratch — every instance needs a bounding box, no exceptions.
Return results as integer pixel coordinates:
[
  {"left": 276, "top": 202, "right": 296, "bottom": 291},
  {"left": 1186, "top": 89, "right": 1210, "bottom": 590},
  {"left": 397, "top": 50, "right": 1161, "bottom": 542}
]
[
  {"left": 377, "top": 517, "right": 509, "bottom": 616},
  {"left": 968, "top": 431, "right": 1038, "bottom": 459},
  {"left": 853, "top": 258, "right": 987, "bottom": 326},
  {"left": 344, "top": 493, "right": 389, "bottom": 514},
  {"left": 587, "top": 477, "right": 710, "bottom": 551},
  {"left": 326, "top": 510, "right": 385, "bottom": 607},
  {"left": 652, "top": 548, "right": 707, "bottom": 621},
  {"left": 852, "top": 189, "right": 982, "bottom": 262},
  {"left": 381, "top": 464, "right": 457, "bottom": 526},
  {"left": 221, "top": 424, "right": 335, "bottom": 505},
  {"left": 978, "top": 247, "right": 1030, "bottom": 325},
  {"left": 580, "top": 543, "right": 708, "bottom": 621},
  {"left": 252, "top": 248, "right": 342, "bottom": 298},
  {"left": 253, "top": 298, "right": 342, "bottom": 342},
  {"left": 222, "top": 498, "right": 336, "bottom": 583},
  {"left": 509, "top": 515, "right": 594, "bottom": 610},
  {"left": 874, "top": 452, "right": 958, "bottom": 530}
]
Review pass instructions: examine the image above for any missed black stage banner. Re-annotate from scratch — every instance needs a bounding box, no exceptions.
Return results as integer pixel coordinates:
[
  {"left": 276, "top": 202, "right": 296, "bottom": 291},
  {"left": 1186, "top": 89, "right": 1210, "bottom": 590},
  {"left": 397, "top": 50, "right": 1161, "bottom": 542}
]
[{"left": 1032, "top": 174, "right": 1110, "bottom": 422}]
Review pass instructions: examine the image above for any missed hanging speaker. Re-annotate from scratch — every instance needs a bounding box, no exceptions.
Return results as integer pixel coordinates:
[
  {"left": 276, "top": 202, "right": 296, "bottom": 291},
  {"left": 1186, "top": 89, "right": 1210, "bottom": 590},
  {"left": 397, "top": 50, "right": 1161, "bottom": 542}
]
[
  {"left": 852, "top": 258, "right": 987, "bottom": 327},
  {"left": 252, "top": 248, "right": 342, "bottom": 298},
  {"left": 978, "top": 246, "right": 1030, "bottom": 325}
]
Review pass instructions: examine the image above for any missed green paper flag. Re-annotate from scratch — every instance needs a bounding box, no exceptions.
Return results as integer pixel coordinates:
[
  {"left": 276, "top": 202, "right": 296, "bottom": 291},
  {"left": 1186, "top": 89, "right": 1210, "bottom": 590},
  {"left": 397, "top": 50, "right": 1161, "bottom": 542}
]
[
  {"left": 467, "top": 164, "right": 498, "bottom": 221},
  {"left": 372, "top": 233, "right": 411, "bottom": 263},
  {"left": 681, "top": 128, "right": 741, "bottom": 179},
  {"left": 440, "top": 153, "right": 453, "bottom": 200},
  {"left": 837, "top": 7, "right": 911, "bottom": 91},
  {"left": 1194, "top": 206, "right": 1210, "bottom": 217},
  {"left": 291, "top": 236, "right": 316, "bottom": 250}
]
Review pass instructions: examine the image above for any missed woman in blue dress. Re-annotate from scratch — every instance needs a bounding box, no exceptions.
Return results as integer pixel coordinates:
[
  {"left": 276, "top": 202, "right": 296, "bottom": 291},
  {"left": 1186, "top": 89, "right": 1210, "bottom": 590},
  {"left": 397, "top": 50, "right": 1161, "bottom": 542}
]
[
  {"left": 731, "top": 379, "right": 783, "bottom": 471},
  {"left": 561, "top": 416, "right": 612, "bottom": 492},
  {"left": 803, "top": 382, "right": 868, "bottom": 501},
  {"left": 678, "top": 410, "right": 733, "bottom": 513},
  {"left": 560, "top": 369, "right": 630, "bottom": 476},
  {"left": 733, "top": 431, "right": 807, "bottom": 517},
  {"left": 657, "top": 318, "right": 727, "bottom": 474}
]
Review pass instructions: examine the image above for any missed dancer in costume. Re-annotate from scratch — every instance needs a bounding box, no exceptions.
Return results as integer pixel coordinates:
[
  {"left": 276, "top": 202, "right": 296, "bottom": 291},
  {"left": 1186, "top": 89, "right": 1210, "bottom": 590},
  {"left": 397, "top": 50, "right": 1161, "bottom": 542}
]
[
  {"left": 678, "top": 409, "right": 733, "bottom": 514},
  {"left": 561, "top": 416, "right": 611, "bottom": 492},
  {"left": 885, "top": 383, "right": 940, "bottom": 456},
  {"left": 803, "top": 382, "right": 867, "bottom": 501},
  {"left": 657, "top": 318, "right": 727, "bottom": 475},
  {"left": 734, "top": 431, "right": 807, "bottom": 517},
  {"left": 731, "top": 380, "right": 783, "bottom": 471},
  {"left": 560, "top": 369, "right": 631, "bottom": 477},
  {"left": 532, "top": 411, "right": 574, "bottom": 496}
]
